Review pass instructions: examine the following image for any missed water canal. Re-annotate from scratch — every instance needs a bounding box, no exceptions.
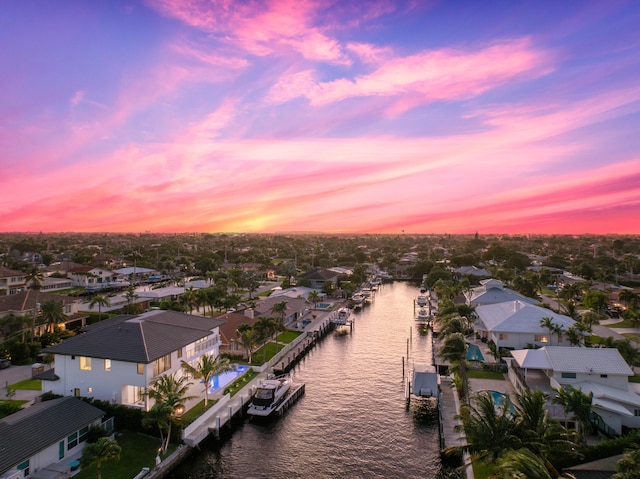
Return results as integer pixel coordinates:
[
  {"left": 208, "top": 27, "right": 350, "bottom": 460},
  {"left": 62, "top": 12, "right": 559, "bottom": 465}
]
[{"left": 170, "top": 281, "right": 454, "bottom": 478}]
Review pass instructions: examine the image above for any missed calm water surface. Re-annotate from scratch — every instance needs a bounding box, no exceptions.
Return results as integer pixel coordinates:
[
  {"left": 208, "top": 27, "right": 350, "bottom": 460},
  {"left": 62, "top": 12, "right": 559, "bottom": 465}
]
[{"left": 172, "top": 281, "right": 446, "bottom": 478}]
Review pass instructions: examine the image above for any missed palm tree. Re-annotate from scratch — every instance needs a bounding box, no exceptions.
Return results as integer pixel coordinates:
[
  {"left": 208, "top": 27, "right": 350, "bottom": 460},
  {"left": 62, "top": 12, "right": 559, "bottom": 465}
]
[
  {"left": 40, "top": 299, "right": 66, "bottom": 333},
  {"left": 551, "top": 323, "right": 566, "bottom": 345},
  {"left": 270, "top": 300, "right": 289, "bottom": 325},
  {"left": 237, "top": 323, "right": 258, "bottom": 364},
  {"left": 612, "top": 446, "right": 640, "bottom": 479},
  {"left": 254, "top": 316, "right": 280, "bottom": 362},
  {"left": 552, "top": 385, "right": 594, "bottom": 437},
  {"left": 144, "top": 373, "right": 195, "bottom": 454},
  {"left": 89, "top": 294, "right": 111, "bottom": 321},
  {"left": 307, "top": 290, "right": 321, "bottom": 306},
  {"left": 540, "top": 317, "right": 557, "bottom": 345},
  {"left": 181, "top": 354, "right": 233, "bottom": 408},
  {"left": 25, "top": 266, "right": 43, "bottom": 341},
  {"left": 438, "top": 332, "right": 469, "bottom": 403},
  {"left": 124, "top": 285, "right": 139, "bottom": 314},
  {"left": 454, "top": 390, "right": 519, "bottom": 463},
  {"left": 565, "top": 325, "right": 582, "bottom": 346},
  {"left": 182, "top": 286, "right": 198, "bottom": 314},
  {"left": 513, "top": 388, "right": 579, "bottom": 475},
  {"left": 494, "top": 448, "right": 555, "bottom": 479},
  {"left": 80, "top": 437, "right": 121, "bottom": 479}
]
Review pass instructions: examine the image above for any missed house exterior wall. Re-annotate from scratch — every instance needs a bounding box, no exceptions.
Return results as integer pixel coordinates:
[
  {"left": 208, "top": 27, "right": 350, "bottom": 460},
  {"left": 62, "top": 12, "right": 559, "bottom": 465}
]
[
  {"left": 0, "top": 271, "right": 26, "bottom": 296},
  {"left": 549, "top": 371, "right": 629, "bottom": 390},
  {"left": 1, "top": 418, "right": 104, "bottom": 479},
  {"left": 485, "top": 330, "right": 568, "bottom": 350},
  {"left": 45, "top": 329, "right": 221, "bottom": 410}
]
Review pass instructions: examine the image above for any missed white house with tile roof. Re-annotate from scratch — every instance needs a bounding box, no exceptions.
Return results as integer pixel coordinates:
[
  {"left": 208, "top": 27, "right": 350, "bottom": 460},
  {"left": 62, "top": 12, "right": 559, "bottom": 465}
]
[
  {"left": 0, "top": 397, "right": 108, "bottom": 479},
  {"left": 475, "top": 300, "right": 577, "bottom": 349},
  {"left": 465, "top": 278, "right": 540, "bottom": 307},
  {"left": 508, "top": 346, "right": 640, "bottom": 435},
  {"left": 42, "top": 310, "right": 224, "bottom": 411}
]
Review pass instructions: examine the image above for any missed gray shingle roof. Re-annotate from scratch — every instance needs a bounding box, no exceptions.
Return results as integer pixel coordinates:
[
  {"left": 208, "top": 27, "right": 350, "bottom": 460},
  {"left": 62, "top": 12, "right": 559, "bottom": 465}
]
[
  {"left": 44, "top": 310, "right": 225, "bottom": 363},
  {"left": 0, "top": 397, "right": 105, "bottom": 475}
]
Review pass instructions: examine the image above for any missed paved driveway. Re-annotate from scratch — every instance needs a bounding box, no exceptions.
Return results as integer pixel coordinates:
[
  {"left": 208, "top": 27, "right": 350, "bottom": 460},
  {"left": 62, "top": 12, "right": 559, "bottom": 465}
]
[{"left": 0, "top": 364, "right": 42, "bottom": 404}]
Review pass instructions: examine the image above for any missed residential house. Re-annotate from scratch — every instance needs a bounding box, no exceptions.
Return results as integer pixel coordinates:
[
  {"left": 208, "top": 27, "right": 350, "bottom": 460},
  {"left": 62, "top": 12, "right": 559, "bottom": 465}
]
[
  {"left": 113, "top": 267, "right": 161, "bottom": 284},
  {"left": 216, "top": 310, "right": 261, "bottom": 358},
  {"left": 0, "top": 397, "right": 109, "bottom": 479},
  {"left": 270, "top": 286, "right": 326, "bottom": 302},
  {"left": 0, "top": 268, "right": 26, "bottom": 296},
  {"left": 42, "top": 310, "right": 224, "bottom": 411},
  {"left": 66, "top": 266, "right": 116, "bottom": 291},
  {"left": 39, "top": 277, "right": 74, "bottom": 292},
  {"left": 474, "top": 300, "right": 577, "bottom": 349},
  {"left": 20, "top": 252, "right": 43, "bottom": 265},
  {"left": 297, "top": 268, "right": 341, "bottom": 290},
  {"left": 465, "top": 278, "right": 539, "bottom": 307},
  {"left": 507, "top": 346, "right": 640, "bottom": 435},
  {"left": 252, "top": 296, "right": 309, "bottom": 326},
  {"left": 0, "top": 291, "right": 87, "bottom": 340},
  {"left": 451, "top": 266, "right": 491, "bottom": 280}
]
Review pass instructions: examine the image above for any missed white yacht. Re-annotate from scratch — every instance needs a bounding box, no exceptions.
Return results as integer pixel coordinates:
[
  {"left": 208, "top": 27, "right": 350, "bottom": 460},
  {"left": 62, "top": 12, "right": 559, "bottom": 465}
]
[{"left": 247, "top": 374, "right": 292, "bottom": 417}]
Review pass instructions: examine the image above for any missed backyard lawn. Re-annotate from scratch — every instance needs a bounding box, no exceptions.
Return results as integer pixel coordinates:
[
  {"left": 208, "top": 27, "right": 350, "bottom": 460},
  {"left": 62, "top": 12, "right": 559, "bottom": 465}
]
[{"left": 73, "top": 432, "right": 174, "bottom": 479}]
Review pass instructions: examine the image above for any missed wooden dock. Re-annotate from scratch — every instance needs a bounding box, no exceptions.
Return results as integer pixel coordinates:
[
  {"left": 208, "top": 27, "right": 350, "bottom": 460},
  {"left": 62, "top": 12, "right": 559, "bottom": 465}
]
[
  {"left": 438, "top": 376, "right": 466, "bottom": 451},
  {"left": 275, "top": 383, "right": 305, "bottom": 416}
]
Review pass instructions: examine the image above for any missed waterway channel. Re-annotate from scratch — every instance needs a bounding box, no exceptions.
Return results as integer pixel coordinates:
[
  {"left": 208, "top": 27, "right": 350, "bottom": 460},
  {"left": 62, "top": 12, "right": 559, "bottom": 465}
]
[{"left": 170, "top": 281, "right": 454, "bottom": 478}]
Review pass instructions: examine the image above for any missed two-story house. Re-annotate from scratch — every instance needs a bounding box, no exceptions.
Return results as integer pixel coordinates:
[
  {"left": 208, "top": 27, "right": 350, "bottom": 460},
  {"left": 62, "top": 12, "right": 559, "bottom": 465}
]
[
  {"left": 0, "top": 268, "right": 27, "bottom": 296},
  {"left": 42, "top": 310, "right": 225, "bottom": 411},
  {"left": 66, "top": 266, "right": 116, "bottom": 291},
  {"left": 507, "top": 346, "right": 640, "bottom": 434}
]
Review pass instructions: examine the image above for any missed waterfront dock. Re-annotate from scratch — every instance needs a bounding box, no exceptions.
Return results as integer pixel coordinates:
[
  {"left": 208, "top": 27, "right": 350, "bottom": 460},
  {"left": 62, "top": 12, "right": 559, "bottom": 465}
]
[
  {"left": 275, "top": 383, "right": 305, "bottom": 416},
  {"left": 438, "top": 376, "right": 466, "bottom": 450}
]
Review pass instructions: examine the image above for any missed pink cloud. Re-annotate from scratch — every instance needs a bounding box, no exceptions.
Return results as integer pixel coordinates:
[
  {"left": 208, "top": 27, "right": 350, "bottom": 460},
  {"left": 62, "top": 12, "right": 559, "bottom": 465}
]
[
  {"left": 267, "top": 37, "right": 553, "bottom": 112},
  {"left": 148, "top": 0, "right": 352, "bottom": 63}
]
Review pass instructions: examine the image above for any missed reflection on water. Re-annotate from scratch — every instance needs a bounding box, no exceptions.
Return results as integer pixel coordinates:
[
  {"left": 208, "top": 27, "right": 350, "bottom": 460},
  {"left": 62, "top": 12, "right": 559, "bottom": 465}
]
[{"left": 171, "top": 282, "right": 460, "bottom": 479}]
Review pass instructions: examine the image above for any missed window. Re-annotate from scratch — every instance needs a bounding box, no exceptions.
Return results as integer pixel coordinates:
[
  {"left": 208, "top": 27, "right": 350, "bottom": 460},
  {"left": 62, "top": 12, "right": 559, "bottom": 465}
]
[
  {"left": 137, "top": 363, "right": 144, "bottom": 375},
  {"left": 79, "top": 426, "right": 89, "bottom": 442},
  {"left": 177, "top": 347, "right": 183, "bottom": 359},
  {"left": 68, "top": 432, "right": 78, "bottom": 449},
  {"left": 135, "top": 386, "right": 145, "bottom": 404},
  {"left": 600, "top": 374, "right": 608, "bottom": 378},
  {"left": 79, "top": 356, "right": 91, "bottom": 371},
  {"left": 498, "top": 333, "right": 508, "bottom": 340},
  {"left": 104, "top": 359, "right": 111, "bottom": 371},
  {"left": 634, "top": 409, "right": 640, "bottom": 417},
  {"left": 17, "top": 460, "right": 29, "bottom": 475},
  {"left": 534, "top": 334, "right": 549, "bottom": 343},
  {"left": 561, "top": 372, "right": 577, "bottom": 379},
  {"left": 153, "top": 354, "right": 172, "bottom": 377}
]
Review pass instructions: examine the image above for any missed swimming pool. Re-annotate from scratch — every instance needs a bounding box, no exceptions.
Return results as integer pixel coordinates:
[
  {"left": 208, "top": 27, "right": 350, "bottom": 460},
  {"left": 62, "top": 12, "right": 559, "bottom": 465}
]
[
  {"left": 205, "top": 365, "right": 250, "bottom": 393},
  {"left": 466, "top": 342, "right": 485, "bottom": 361},
  {"left": 315, "top": 303, "right": 331, "bottom": 309},
  {"left": 482, "top": 390, "right": 515, "bottom": 414}
]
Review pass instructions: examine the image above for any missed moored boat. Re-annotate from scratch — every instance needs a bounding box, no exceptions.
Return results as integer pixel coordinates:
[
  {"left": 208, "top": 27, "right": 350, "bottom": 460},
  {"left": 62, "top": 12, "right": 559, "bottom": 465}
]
[
  {"left": 247, "top": 374, "right": 292, "bottom": 417},
  {"left": 416, "top": 307, "right": 430, "bottom": 322}
]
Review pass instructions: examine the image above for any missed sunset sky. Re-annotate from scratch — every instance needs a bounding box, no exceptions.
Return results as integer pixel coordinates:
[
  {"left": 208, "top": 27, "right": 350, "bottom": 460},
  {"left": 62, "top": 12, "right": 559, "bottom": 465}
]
[{"left": 2, "top": 1, "right": 640, "bottom": 235}]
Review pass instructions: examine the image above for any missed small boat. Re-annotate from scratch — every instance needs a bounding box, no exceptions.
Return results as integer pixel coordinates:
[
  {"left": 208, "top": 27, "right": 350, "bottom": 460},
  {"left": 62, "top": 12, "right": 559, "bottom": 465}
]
[
  {"left": 337, "top": 307, "right": 351, "bottom": 321},
  {"left": 416, "top": 294, "right": 428, "bottom": 307},
  {"left": 351, "top": 293, "right": 364, "bottom": 309},
  {"left": 416, "top": 307, "right": 430, "bottom": 322},
  {"left": 247, "top": 374, "right": 292, "bottom": 417}
]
